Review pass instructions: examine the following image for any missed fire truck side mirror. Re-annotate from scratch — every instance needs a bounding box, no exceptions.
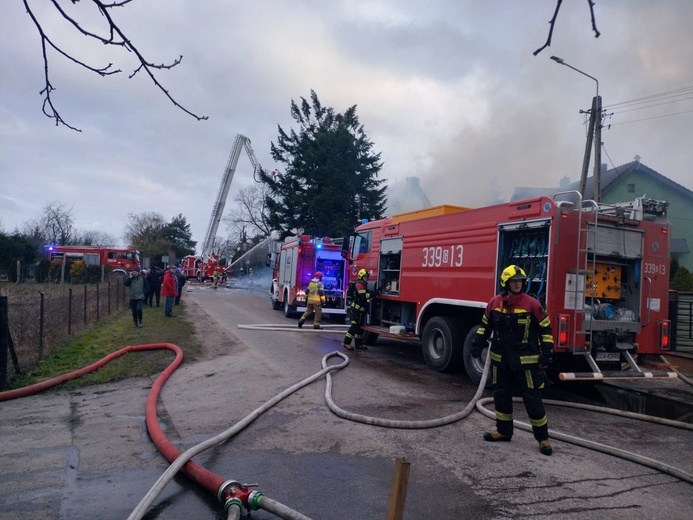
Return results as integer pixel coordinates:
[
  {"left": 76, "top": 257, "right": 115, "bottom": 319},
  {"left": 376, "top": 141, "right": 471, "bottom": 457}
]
[{"left": 341, "top": 235, "right": 358, "bottom": 262}]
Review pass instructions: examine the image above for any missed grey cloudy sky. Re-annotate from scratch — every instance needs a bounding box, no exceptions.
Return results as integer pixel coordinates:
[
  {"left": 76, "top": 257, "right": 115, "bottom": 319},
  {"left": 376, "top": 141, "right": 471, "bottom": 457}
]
[{"left": 1, "top": 0, "right": 691, "bottom": 249}]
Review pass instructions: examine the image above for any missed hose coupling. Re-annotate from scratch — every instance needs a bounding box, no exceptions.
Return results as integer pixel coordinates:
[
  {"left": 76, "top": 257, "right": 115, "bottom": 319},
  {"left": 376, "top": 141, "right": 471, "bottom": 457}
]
[
  {"left": 218, "top": 479, "right": 242, "bottom": 504},
  {"left": 224, "top": 497, "right": 243, "bottom": 513},
  {"left": 218, "top": 479, "right": 261, "bottom": 510},
  {"left": 248, "top": 489, "right": 265, "bottom": 511}
]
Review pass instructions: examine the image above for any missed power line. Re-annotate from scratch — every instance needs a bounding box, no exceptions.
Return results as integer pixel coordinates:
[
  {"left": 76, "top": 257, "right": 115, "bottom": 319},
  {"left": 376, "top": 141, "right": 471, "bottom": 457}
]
[
  {"left": 607, "top": 108, "right": 693, "bottom": 127},
  {"left": 604, "top": 85, "right": 693, "bottom": 109},
  {"left": 610, "top": 95, "right": 693, "bottom": 115}
]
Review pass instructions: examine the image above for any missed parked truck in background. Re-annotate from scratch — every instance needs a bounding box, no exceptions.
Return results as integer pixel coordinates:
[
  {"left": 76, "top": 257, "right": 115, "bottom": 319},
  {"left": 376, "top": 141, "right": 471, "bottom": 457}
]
[
  {"left": 270, "top": 235, "right": 348, "bottom": 319},
  {"left": 45, "top": 245, "right": 141, "bottom": 278},
  {"left": 341, "top": 191, "right": 673, "bottom": 383}
]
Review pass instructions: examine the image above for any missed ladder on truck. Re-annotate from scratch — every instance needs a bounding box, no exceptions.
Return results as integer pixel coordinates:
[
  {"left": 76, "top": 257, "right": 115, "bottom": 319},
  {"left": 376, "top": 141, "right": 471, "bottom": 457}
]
[
  {"left": 201, "top": 134, "right": 263, "bottom": 258},
  {"left": 553, "top": 191, "right": 675, "bottom": 380}
]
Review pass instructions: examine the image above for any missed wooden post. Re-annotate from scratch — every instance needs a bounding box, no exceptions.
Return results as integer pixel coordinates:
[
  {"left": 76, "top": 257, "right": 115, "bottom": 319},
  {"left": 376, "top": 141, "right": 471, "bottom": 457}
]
[
  {"left": 0, "top": 297, "right": 8, "bottom": 388},
  {"left": 387, "top": 457, "right": 411, "bottom": 520}
]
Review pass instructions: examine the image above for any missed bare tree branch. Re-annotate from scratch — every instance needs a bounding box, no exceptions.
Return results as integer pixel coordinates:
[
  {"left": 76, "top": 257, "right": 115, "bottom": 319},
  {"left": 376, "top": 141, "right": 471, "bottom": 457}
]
[
  {"left": 23, "top": 0, "right": 208, "bottom": 131},
  {"left": 533, "top": 0, "right": 601, "bottom": 56}
]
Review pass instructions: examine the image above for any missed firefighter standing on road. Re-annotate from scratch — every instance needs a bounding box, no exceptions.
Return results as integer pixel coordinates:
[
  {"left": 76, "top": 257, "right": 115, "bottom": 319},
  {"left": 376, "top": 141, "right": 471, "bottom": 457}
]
[
  {"left": 471, "top": 265, "right": 555, "bottom": 456},
  {"left": 343, "top": 269, "right": 373, "bottom": 351},
  {"left": 298, "top": 271, "right": 326, "bottom": 329}
]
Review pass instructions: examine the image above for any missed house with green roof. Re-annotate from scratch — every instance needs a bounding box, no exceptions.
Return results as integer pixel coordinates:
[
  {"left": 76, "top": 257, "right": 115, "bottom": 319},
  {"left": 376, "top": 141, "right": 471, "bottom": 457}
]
[{"left": 511, "top": 159, "right": 692, "bottom": 271}]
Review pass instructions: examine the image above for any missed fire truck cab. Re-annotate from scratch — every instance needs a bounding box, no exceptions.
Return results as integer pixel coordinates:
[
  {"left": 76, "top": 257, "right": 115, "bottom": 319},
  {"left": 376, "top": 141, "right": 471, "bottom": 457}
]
[
  {"left": 341, "top": 192, "right": 673, "bottom": 384},
  {"left": 270, "top": 235, "right": 348, "bottom": 319}
]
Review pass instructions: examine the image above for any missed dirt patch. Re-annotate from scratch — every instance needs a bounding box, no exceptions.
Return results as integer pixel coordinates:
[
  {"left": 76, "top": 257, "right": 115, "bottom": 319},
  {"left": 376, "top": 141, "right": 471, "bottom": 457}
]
[{"left": 184, "top": 297, "right": 245, "bottom": 361}]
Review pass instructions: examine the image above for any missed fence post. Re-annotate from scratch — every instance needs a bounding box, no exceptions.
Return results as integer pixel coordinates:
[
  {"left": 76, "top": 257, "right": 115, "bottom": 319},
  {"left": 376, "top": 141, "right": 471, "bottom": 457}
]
[
  {"left": 96, "top": 283, "right": 100, "bottom": 322},
  {"left": 0, "top": 297, "right": 8, "bottom": 388},
  {"left": 83, "top": 285, "right": 87, "bottom": 325},
  {"left": 68, "top": 287, "right": 73, "bottom": 335},
  {"left": 39, "top": 292, "right": 45, "bottom": 359},
  {"left": 107, "top": 281, "right": 111, "bottom": 315}
]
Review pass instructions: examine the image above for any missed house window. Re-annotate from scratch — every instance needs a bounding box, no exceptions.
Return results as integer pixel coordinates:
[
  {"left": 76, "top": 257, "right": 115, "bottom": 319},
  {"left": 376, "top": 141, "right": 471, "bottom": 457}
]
[{"left": 627, "top": 183, "right": 635, "bottom": 193}]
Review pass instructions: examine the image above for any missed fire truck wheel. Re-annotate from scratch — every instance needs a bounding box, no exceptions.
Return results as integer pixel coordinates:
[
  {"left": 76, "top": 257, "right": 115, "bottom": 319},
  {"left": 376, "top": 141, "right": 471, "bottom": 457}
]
[
  {"left": 284, "top": 296, "right": 296, "bottom": 318},
  {"left": 421, "top": 316, "right": 465, "bottom": 373},
  {"left": 463, "top": 325, "right": 492, "bottom": 388}
]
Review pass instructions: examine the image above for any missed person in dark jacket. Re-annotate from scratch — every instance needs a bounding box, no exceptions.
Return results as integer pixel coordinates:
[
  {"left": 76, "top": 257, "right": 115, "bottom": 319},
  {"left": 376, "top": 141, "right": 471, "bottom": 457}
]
[
  {"left": 343, "top": 269, "right": 373, "bottom": 351},
  {"left": 175, "top": 269, "right": 186, "bottom": 305},
  {"left": 124, "top": 267, "right": 148, "bottom": 327},
  {"left": 146, "top": 267, "right": 162, "bottom": 307},
  {"left": 471, "top": 264, "right": 555, "bottom": 456}
]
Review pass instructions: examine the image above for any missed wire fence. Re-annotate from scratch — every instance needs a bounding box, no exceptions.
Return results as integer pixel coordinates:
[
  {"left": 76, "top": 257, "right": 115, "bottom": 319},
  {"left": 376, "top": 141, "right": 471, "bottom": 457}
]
[{"left": 0, "top": 281, "right": 128, "bottom": 387}]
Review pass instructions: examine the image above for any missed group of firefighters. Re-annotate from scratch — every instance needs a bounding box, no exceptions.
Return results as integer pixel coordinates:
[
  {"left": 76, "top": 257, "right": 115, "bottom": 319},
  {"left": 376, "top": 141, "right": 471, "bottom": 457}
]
[{"left": 297, "top": 264, "right": 555, "bottom": 456}]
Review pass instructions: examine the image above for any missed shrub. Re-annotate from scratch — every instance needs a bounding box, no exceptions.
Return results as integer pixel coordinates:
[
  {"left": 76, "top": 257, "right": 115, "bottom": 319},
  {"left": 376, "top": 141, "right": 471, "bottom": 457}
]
[
  {"left": 671, "top": 266, "right": 693, "bottom": 291},
  {"left": 70, "top": 260, "right": 87, "bottom": 284}
]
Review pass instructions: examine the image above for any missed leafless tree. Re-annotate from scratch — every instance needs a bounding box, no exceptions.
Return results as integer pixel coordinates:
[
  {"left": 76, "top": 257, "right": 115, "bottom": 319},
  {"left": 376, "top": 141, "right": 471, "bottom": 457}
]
[
  {"left": 41, "top": 200, "right": 75, "bottom": 245},
  {"left": 123, "top": 211, "right": 167, "bottom": 253},
  {"left": 22, "top": 0, "right": 208, "bottom": 131},
  {"left": 223, "top": 183, "right": 273, "bottom": 241},
  {"left": 72, "top": 229, "right": 117, "bottom": 246},
  {"left": 534, "top": 0, "right": 601, "bottom": 56},
  {"left": 20, "top": 219, "right": 46, "bottom": 243}
]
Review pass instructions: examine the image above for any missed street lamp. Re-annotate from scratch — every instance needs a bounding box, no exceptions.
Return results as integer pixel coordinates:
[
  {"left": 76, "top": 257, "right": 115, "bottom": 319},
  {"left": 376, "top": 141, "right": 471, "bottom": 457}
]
[{"left": 550, "top": 55, "right": 602, "bottom": 201}]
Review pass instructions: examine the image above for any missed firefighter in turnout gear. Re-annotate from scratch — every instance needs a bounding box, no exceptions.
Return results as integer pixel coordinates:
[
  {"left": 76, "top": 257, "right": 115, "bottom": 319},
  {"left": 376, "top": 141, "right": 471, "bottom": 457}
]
[
  {"left": 472, "top": 265, "right": 555, "bottom": 455},
  {"left": 298, "top": 272, "right": 326, "bottom": 329},
  {"left": 343, "top": 269, "right": 373, "bottom": 351}
]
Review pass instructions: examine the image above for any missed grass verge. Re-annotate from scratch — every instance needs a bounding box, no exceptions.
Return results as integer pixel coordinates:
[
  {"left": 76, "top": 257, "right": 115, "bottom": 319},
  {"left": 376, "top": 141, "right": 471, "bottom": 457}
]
[{"left": 7, "top": 301, "right": 200, "bottom": 390}]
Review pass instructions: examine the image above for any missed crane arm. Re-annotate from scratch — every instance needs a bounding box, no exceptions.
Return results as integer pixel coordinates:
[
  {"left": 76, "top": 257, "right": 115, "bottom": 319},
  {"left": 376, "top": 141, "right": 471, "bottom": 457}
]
[{"left": 201, "top": 134, "right": 263, "bottom": 258}]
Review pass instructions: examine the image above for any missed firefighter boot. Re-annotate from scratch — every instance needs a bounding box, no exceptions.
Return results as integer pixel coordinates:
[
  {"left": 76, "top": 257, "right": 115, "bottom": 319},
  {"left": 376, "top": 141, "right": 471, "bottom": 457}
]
[
  {"left": 297, "top": 320, "right": 304, "bottom": 328},
  {"left": 539, "top": 440, "right": 553, "bottom": 456},
  {"left": 483, "top": 431, "right": 512, "bottom": 442}
]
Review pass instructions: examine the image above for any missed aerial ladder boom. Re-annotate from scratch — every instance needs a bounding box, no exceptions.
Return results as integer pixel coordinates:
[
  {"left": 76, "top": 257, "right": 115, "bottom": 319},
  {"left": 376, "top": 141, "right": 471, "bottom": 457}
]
[{"left": 201, "top": 134, "right": 263, "bottom": 258}]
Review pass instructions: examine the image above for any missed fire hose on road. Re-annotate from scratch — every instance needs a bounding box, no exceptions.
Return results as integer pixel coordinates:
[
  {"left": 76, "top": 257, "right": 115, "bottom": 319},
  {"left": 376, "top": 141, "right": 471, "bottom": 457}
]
[{"left": 1, "top": 334, "right": 692, "bottom": 519}]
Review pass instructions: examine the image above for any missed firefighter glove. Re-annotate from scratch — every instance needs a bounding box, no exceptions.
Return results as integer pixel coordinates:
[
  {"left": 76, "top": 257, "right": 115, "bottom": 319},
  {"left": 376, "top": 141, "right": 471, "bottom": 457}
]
[
  {"left": 320, "top": 296, "right": 326, "bottom": 305},
  {"left": 539, "top": 348, "right": 554, "bottom": 368},
  {"left": 471, "top": 337, "right": 485, "bottom": 358}
]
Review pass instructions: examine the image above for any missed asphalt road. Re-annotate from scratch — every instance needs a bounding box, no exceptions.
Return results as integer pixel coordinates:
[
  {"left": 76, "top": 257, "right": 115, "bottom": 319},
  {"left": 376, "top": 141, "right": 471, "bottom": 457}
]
[{"left": 1, "top": 283, "right": 691, "bottom": 520}]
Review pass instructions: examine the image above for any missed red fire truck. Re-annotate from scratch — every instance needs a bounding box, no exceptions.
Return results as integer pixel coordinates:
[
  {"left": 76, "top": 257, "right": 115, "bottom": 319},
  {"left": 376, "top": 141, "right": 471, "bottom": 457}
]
[
  {"left": 340, "top": 191, "right": 673, "bottom": 383},
  {"left": 180, "top": 254, "right": 229, "bottom": 281},
  {"left": 45, "top": 245, "right": 141, "bottom": 277},
  {"left": 270, "top": 235, "right": 348, "bottom": 318}
]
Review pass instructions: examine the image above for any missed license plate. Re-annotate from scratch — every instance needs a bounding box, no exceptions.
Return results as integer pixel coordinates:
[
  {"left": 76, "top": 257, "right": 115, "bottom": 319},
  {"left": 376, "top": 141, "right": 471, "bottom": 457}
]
[{"left": 595, "top": 352, "right": 620, "bottom": 362}]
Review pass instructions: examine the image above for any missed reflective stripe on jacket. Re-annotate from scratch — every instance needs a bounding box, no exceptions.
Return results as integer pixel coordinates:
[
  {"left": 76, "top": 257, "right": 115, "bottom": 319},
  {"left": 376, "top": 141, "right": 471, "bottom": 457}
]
[
  {"left": 306, "top": 279, "right": 325, "bottom": 305},
  {"left": 475, "top": 291, "right": 553, "bottom": 370},
  {"left": 349, "top": 280, "right": 372, "bottom": 312}
]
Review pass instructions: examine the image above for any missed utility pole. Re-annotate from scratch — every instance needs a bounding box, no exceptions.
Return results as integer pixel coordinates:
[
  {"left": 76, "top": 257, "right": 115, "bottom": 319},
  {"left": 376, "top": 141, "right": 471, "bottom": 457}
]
[
  {"left": 579, "top": 97, "right": 597, "bottom": 197},
  {"left": 593, "top": 95, "right": 603, "bottom": 202},
  {"left": 551, "top": 56, "right": 602, "bottom": 201}
]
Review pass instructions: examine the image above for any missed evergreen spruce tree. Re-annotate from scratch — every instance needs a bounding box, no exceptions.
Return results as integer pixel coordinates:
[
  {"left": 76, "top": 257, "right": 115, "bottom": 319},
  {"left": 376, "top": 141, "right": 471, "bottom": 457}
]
[
  {"left": 164, "top": 214, "right": 197, "bottom": 258},
  {"left": 262, "top": 90, "right": 387, "bottom": 238}
]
